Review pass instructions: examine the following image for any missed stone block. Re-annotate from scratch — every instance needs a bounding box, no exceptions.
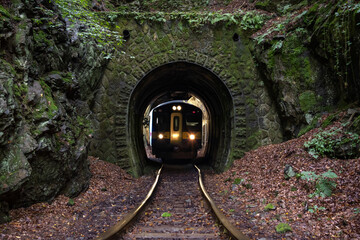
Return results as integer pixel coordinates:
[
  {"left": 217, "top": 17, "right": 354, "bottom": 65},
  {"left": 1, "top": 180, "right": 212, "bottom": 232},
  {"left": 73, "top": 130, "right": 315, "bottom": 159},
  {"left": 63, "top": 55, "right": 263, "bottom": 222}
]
[
  {"left": 139, "top": 60, "right": 152, "bottom": 74},
  {"left": 132, "top": 67, "right": 145, "bottom": 79},
  {"left": 157, "top": 53, "right": 169, "bottom": 65},
  {"left": 148, "top": 56, "right": 161, "bottom": 68},
  {"left": 188, "top": 50, "right": 198, "bottom": 63},
  {"left": 177, "top": 48, "right": 188, "bottom": 60},
  {"left": 195, "top": 53, "right": 208, "bottom": 66}
]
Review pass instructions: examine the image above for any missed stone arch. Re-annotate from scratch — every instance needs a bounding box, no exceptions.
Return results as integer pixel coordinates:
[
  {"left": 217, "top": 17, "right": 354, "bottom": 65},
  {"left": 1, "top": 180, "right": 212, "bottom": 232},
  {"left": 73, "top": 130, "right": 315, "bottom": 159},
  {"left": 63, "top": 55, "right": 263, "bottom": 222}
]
[
  {"left": 127, "top": 60, "right": 235, "bottom": 175},
  {"left": 90, "top": 21, "right": 283, "bottom": 176}
]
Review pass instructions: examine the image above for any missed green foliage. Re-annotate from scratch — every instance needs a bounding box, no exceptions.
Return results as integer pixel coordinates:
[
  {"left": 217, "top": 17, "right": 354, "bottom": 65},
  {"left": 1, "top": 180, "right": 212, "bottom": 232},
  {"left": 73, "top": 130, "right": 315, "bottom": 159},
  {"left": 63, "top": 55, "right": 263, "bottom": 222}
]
[
  {"left": 233, "top": 178, "right": 244, "bottom": 185},
  {"left": 54, "top": 0, "right": 123, "bottom": 56},
  {"left": 311, "top": 1, "right": 360, "bottom": 94},
  {"left": 300, "top": 170, "right": 338, "bottom": 198},
  {"left": 161, "top": 212, "right": 172, "bottom": 217},
  {"left": 140, "top": 0, "right": 210, "bottom": 11},
  {"left": 39, "top": 80, "right": 58, "bottom": 118},
  {"left": 264, "top": 203, "right": 276, "bottom": 211},
  {"left": 116, "top": 10, "right": 267, "bottom": 30},
  {"left": 67, "top": 198, "right": 75, "bottom": 206},
  {"left": 240, "top": 11, "right": 266, "bottom": 31},
  {"left": 308, "top": 205, "right": 326, "bottom": 213},
  {"left": 304, "top": 127, "right": 360, "bottom": 159},
  {"left": 275, "top": 223, "right": 292, "bottom": 233},
  {"left": 299, "top": 91, "right": 317, "bottom": 112},
  {"left": 0, "top": 5, "right": 11, "bottom": 19}
]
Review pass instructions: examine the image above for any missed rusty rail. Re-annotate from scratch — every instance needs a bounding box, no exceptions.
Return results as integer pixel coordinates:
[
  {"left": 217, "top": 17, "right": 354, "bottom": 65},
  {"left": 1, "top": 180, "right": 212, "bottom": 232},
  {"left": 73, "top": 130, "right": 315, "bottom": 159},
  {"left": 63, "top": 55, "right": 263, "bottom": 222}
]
[
  {"left": 95, "top": 165, "right": 163, "bottom": 240},
  {"left": 194, "top": 165, "right": 250, "bottom": 240}
]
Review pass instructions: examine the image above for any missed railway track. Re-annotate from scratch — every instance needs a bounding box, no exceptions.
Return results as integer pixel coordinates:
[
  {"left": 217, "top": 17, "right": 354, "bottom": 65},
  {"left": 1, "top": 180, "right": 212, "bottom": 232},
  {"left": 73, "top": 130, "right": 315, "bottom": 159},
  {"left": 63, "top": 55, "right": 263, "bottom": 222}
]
[{"left": 96, "top": 164, "right": 249, "bottom": 240}]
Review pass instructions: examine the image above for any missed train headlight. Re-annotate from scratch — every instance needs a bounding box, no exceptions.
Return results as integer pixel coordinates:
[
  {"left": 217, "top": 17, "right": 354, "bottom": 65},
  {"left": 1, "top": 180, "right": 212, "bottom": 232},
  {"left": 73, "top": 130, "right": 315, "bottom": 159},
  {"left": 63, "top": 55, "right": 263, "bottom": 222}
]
[
  {"left": 189, "top": 134, "right": 195, "bottom": 140},
  {"left": 177, "top": 105, "right": 182, "bottom": 111},
  {"left": 172, "top": 106, "right": 177, "bottom": 111},
  {"left": 158, "top": 134, "right": 164, "bottom": 139},
  {"left": 172, "top": 133, "right": 179, "bottom": 139}
]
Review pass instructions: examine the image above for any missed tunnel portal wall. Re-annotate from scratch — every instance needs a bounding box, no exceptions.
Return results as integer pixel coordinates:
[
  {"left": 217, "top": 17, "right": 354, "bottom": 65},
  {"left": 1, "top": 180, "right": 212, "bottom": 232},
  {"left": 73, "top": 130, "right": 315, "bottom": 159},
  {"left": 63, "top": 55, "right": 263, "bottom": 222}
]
[{"left": 89, "top": 18, "right": 283, "bottom": 176}]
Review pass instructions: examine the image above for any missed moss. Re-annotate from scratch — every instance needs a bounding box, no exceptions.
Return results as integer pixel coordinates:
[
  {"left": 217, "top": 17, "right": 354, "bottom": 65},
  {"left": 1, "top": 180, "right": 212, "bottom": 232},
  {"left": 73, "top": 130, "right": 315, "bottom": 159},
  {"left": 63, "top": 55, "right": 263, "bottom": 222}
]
[
  {"left": 39, "top": 79, "right": 58, "bottom": 118},
  {"left": 275, "top": 222, "right": 292, "bottom": 233},
  {"left": 13, "top": 83, "right": 28, "bottom": 99},
  {"left": 0, "top": 5, "right": 11, "bottom": 19},
  {"left": 246, "top": 130, "right": 262, "bottom": 149},
  {"left": 265, "top": 203, "right": 276, "bottom": 211},
  {"left": 299, "top": 90, "right": 317, "bottom": 112},
  {"left": 33, "top": 30, "right": 52, "bottom": 47}
]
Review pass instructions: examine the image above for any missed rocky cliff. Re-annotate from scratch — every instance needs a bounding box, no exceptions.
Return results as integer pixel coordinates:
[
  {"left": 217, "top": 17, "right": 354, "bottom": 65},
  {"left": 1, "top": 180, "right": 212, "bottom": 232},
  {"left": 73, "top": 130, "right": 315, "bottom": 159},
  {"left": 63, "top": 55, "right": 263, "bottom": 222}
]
[{"left": 0, "top": 0, "right": 108, "bottom": 222}]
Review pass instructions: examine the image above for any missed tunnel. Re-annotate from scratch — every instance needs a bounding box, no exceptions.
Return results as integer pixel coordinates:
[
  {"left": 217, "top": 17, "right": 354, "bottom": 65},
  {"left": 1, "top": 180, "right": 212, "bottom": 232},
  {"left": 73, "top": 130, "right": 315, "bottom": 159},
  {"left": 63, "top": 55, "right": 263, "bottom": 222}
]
[{"left": 128, "top": 62, "right": 234, "bottom": 174}]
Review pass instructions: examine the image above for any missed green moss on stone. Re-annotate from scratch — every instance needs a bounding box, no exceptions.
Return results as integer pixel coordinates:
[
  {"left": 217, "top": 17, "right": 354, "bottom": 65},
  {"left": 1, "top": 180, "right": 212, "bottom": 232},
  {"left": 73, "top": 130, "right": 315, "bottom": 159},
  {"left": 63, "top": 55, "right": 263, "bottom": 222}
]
[
  {"left": 39, "top": 79, "right": 58, "bottom": 118},
  {"left": 33, "top": 30, "right": 53, "bottom": 47},
  {"left": 299, "top": 90, "right": 316, "bottom": 112},
  {"left": 13, "top": 83, "right": 28, "bottom": 99}
]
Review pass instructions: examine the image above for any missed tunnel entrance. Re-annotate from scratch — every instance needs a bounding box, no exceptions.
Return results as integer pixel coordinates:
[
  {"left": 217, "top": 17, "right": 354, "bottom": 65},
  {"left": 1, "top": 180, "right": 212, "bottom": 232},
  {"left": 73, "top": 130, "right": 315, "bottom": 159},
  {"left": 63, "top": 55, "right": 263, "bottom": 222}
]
[{"left": 128, "top": 62, "right": 234, "bottom": 174}]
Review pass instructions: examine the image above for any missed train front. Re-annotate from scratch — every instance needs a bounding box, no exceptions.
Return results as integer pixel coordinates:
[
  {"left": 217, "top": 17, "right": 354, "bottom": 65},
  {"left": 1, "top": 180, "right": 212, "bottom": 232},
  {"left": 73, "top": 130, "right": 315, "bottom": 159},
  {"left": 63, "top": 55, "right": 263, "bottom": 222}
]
[{"left": 150, "top": 101, "right": 202, "bottom": 162}]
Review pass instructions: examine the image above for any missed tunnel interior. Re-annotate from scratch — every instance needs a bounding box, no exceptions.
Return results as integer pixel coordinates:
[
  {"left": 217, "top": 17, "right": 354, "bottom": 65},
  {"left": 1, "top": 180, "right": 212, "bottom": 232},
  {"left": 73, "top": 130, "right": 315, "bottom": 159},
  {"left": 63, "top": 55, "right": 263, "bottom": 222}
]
[
  {"left": 142, "top": 91, "right": 210, "bottom": 162},
  {"left": 128, "top": 62, "right": 234, "bottom": 174}
]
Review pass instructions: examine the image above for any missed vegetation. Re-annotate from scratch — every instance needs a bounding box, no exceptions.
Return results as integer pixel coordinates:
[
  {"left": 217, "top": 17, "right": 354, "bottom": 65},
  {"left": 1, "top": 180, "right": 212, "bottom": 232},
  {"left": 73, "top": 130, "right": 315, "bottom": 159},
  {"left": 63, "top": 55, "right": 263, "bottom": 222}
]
[
  {"left": 109, "top": 10, "right": 267, "bottom": 30},
  {"left": 54, "top": 0, "right": 123, "bottom": 56},
  {"left": 275, "top": 222, "right": 292, "bottom": 233},
  {"left": 264, "top": 203, "right": 276, "bottom": 211},
  {"left": 304, "top": 125, "right": 360, "bottom": 159},
  {"left": 161, "top": 212, "right": 172, "bottom": 217},
  {"left": 300, "top": 170, "right": 338, "bottom": 198}
]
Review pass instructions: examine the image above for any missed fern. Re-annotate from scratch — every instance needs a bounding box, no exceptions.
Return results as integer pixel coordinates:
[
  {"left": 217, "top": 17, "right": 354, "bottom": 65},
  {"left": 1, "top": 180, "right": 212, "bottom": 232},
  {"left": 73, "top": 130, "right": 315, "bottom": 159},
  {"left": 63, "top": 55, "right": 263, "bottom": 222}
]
[{"left": 300, "top": 170, "right": 338, "bottom": 198}]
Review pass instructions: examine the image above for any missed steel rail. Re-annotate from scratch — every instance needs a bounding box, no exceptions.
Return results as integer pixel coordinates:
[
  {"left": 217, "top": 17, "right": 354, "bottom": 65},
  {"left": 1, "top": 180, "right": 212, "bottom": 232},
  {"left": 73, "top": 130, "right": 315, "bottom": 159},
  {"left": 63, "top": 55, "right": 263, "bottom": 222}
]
[
  {"left": 194, "top": 165, "right": 250, "bottom": 240},
  {"left": 95, "top": 165, "right": 163, "bottom": 240}
]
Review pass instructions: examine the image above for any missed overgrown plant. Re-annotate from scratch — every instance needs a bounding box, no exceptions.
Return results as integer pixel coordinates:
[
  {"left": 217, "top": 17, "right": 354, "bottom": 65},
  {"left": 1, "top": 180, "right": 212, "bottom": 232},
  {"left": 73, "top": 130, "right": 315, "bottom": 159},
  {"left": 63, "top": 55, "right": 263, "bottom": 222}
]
[
  {"left": 304, "top": 126, "right": 360, "bottom": 159},
  {"left": 113, "top": 10, "right": 267, "bottom": 30},
  {"left": 54, "top": 0, "right": 123, "bottom": 57},
  {"left": 300, "top": 170, "right": 338, "bottom": 198}
]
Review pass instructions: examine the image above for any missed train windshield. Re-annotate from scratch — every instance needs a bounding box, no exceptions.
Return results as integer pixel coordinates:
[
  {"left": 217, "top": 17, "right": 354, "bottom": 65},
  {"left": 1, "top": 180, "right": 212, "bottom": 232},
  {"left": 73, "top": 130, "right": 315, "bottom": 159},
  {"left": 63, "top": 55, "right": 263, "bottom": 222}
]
[{"left": 185, "top": 113, "right": 201, "bottom": 130}]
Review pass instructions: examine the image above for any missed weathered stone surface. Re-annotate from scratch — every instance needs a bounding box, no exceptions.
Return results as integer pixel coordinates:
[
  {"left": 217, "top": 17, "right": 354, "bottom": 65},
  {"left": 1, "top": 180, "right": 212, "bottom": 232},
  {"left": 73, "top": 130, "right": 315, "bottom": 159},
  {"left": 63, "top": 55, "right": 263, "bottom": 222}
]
[
  {"left": 0, "top": 146, "right": 31, "bottom": 196},
  {"left": 0, "top": 1, "right": 101, "bottom": 222}
]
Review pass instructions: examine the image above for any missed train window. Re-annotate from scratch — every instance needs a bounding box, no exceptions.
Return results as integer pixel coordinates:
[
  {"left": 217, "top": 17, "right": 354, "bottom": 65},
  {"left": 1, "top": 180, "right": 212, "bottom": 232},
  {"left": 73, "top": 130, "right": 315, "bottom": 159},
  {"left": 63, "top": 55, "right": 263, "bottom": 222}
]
[
  {"left": 185, "top": 113, "right": 200, "bottom": 127},
  {"left": 173, "top": 116, "right": 179, "bottom": 131}
]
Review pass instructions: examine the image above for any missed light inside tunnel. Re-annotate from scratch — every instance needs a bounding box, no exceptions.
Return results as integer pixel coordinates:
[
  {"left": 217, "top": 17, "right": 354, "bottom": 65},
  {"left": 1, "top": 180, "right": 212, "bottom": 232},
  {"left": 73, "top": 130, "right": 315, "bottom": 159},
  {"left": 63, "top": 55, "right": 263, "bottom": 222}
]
[
  {"left": 142, "top": 93, "right": 209, "bottom": 162},
  {"left": 128, "top": 62, "right": 234, "bottom": 175}
]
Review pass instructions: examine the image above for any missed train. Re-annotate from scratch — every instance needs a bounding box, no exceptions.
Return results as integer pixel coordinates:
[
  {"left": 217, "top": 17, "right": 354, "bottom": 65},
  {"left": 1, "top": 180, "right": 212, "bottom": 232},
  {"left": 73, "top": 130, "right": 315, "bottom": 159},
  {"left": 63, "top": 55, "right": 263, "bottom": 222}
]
[{"left": 149, "top": 101, "right": 203, "bottom": 162}]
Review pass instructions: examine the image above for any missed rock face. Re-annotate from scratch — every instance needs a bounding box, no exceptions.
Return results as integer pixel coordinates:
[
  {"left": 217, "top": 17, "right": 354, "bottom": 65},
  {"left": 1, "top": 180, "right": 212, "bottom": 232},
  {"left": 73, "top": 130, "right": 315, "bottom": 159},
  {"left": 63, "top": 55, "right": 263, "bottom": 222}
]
[
  {"left": 252, "top": 2, "right": 360, "bottom": 139},
  {"left": 0, "top": 0, "right": 107, "bottom": 222}
]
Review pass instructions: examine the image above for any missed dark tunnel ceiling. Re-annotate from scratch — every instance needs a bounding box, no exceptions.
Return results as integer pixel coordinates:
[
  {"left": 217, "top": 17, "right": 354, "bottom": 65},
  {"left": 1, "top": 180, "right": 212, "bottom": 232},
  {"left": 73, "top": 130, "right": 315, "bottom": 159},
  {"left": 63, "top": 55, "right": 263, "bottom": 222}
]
[
  {"left": 132, "top": 62, "right": 232, "bottom": 116},
  {"left": 129, "top": 61, "right": 234, "bottom": 170}
]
